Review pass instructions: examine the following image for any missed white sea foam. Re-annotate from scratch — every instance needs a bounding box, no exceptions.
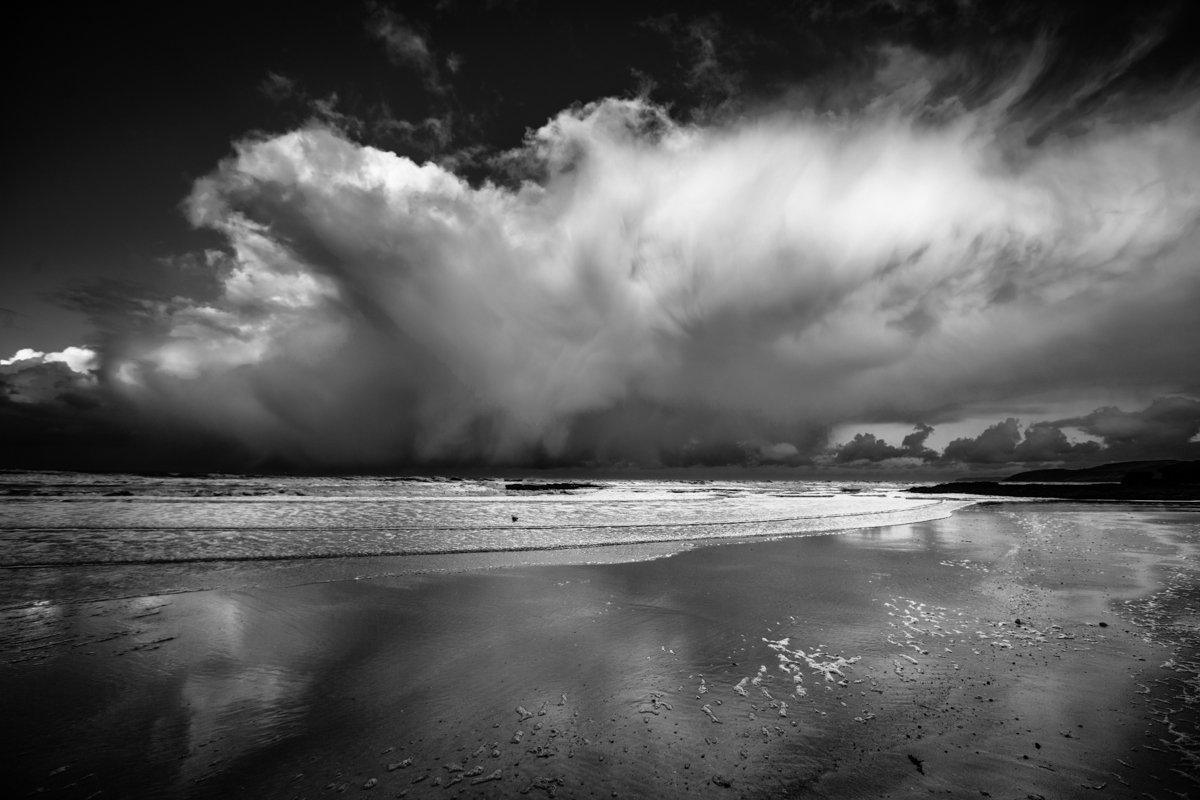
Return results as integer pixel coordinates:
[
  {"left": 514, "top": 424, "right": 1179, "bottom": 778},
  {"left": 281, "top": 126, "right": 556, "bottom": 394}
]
[{"left": 0, "top": 476, "right": 966, "bottom": 567}]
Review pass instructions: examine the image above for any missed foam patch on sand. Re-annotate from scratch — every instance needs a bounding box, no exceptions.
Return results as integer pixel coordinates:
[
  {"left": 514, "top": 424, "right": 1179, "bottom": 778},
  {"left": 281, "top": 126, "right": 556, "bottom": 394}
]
[{"left": 764, "top": 637, "right": 861, "bottom": 690}]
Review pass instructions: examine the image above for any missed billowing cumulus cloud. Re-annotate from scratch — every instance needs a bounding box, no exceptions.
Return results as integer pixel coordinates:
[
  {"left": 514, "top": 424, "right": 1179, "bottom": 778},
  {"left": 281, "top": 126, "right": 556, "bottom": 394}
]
[
  {"left": 901, "top": 424, "right": 936, "bottom": 457},
  {"left": 1013, "top": 422, "right": 1103, "bottom": 463},
  {"left": 1, "top": 345, "right": 98, "bottom": 383},
  {"left": 9, "top": 41, "right": 1200, "bottom": 470},
  {"left": 826, "top": 395, "right": 1199, "bottom": 469},
  {"left": 832, "top": 424, "right": 937, "bottom": 464},
  {"left": 942, "top": 418, "right": 1021, "bottom": 464},
  {"left": 928, "top": 396, "right": 1198, "bottom": 465},
  {"left": 0, "top": 346, "right": 116, "bottom": 469},
  {"left": 940, "top": 418, "right": 1103, "bottom": 465}
]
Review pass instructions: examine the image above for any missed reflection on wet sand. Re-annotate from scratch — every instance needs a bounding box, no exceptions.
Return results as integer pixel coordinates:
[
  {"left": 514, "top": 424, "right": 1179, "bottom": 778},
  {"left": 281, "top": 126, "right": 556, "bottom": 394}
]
[
  {"left": 3, "top": 505, "right": 1198, "bottom": 799},
  {"left": 176, "top": 593, "right": 316, "bottom": 788}
]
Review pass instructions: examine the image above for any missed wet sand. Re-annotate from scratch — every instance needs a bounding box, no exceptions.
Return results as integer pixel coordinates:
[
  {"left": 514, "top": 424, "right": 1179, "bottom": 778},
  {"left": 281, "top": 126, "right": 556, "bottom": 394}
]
[{"left": 4, "top": 504, "right": 1198, "bottom": 799}]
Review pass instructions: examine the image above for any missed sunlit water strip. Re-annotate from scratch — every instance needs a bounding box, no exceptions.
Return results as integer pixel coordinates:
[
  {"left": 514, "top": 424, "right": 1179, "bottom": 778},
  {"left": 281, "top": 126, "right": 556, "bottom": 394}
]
[
  {"left": 0, "top": 478, "right": 958, "bottom": 567},
  {"left": 0, "top": 502, "right": 961, "bottom": 566},
  {"left": 0, "top": 501, "right": 959, "bottom": 566}
]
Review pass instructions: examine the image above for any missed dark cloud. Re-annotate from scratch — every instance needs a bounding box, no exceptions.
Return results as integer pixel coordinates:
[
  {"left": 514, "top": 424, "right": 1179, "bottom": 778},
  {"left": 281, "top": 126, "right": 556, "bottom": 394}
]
[
  {"left": 939, "top": 397, "right": 1199, "bottom": 466},
  {"left": 943, "top": 418, "right": 1020, "bottom": 464},
  {"left": 901, "top": 423, "right": 935, "bottom": 454},
  {"left": 941, "top": 417, "right": 1107, "bottom": 465},
  {"left": 1, "top": 355, "right": 94, "bottom": 406},
  {"left": 833, "top": 424, "right": 938, "bottom": 463},
  {"left": 1053, "top": 396, "right": 1200, "bottom": 460},
  {"left": 1013, "top": 422, "right": 1103, "bottom": 463},
  {"left": 835, "top": 433, "right": 905, "bottom": 463},
  {"left": 0, "top": 350, "right": 128, "bottom": 470}
]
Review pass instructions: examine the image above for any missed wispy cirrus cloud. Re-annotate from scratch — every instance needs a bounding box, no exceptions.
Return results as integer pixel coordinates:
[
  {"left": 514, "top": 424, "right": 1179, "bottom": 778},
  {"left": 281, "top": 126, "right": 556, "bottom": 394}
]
[
  {"left": 257, "top": 71, "right": 457, "bottom": 159},
  {"left": 366, "top": 2, "right": 451, "bottom": 95}
]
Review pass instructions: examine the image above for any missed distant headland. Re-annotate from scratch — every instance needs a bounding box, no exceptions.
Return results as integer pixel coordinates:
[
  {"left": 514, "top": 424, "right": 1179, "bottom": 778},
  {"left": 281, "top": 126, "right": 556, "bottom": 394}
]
[{"left": 908, "top": 460, "right": 1200, "bottom": 500}]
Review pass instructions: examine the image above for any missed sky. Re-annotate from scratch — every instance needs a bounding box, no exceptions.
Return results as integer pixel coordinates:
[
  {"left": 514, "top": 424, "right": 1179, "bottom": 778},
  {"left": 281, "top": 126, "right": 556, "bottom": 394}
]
[{"left": 2, "top": 0, "right": 1200, "bottom": 473}]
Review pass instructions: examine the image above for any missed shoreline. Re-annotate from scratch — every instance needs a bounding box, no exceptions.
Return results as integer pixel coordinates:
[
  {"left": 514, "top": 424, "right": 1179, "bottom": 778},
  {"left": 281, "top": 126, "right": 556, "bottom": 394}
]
[
  {"left": 0, "top": 498, "right": 964, "bottom": 608},
  {"left": 0, "top": 499, "right": 963, "bottom": 570}
]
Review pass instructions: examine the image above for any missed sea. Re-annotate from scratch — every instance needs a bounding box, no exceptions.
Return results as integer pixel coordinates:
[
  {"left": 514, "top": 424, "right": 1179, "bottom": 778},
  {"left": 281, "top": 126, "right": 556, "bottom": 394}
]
[{"left": 0, "top": 471, "right": 960, "bottom": 606}]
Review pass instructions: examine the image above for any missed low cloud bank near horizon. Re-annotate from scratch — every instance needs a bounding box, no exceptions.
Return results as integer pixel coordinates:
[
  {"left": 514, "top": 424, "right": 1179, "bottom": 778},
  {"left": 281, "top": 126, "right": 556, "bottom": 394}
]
[
  {"left": 5, "top": 43, "right": 1200, "bottom": 471},
  {"left": 827, "top": 396, "right": 1200, "bottom": 469}
]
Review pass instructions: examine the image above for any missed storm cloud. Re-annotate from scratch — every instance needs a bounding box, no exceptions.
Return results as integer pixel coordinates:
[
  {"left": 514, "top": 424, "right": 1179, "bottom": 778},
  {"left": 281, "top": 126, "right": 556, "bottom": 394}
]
[
  {"left": 832, "top": 396, "right": 1199, "bottom": 467},
  {"left": 1051, "top": 396, "right": 1200, "bottom": 461},
  {"left": 833, "top": 424, "right": 938, "bottom": 464},
  {"left": 939, "top": 418, "right": 1108, "bottom": 465},
  {"left": 8, "top": 38, "right": 1200, "bottom": 470}
]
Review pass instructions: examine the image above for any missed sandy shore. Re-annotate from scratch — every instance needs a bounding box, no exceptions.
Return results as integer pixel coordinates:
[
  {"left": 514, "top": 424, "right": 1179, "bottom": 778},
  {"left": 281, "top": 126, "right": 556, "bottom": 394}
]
[{"left": 4, "top": 503, "right": 1198, "bottom": 799}]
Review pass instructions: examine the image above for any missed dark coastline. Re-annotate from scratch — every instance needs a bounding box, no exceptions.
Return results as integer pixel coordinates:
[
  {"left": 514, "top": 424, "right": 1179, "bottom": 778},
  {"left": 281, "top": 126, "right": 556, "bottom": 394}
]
[
  {"left": 908, "top": 481, "right": 1200, "bottom": 501},
  {"left": 909, "top": 459, "right": 1200, "bottom": 501}
]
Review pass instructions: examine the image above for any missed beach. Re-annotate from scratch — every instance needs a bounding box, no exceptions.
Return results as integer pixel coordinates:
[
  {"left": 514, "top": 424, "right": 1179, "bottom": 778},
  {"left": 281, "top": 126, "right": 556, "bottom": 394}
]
[
  {"left": 3, "top": 497, "right": 1198, "bottom": 799},
  {"left": 7, "top": 4, "right": 1200, "bottom": 799}
]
